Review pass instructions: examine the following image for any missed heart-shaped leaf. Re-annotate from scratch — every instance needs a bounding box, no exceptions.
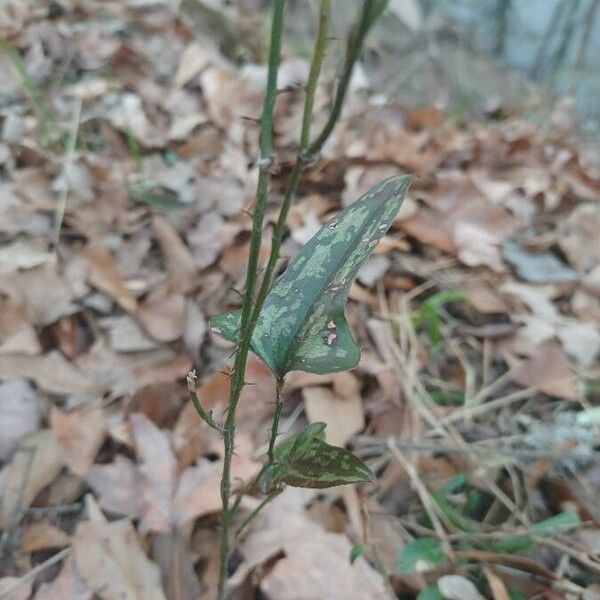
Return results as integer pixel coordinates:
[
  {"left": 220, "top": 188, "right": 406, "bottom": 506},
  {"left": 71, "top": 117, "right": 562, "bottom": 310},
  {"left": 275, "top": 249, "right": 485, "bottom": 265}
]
[
  {"left": 210, "top": 174, "right": 410, "bottom": 377},
  {"left": 259, "top": 422, "right": 374, "bottom": 491}
]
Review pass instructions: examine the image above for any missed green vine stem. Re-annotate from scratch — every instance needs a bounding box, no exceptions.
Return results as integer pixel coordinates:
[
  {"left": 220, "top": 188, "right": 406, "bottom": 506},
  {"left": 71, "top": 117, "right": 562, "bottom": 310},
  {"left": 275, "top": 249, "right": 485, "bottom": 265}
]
[
  {"left": 216, "top": 2, "right": 286, "bottom": 598},
  {"left": 204, "top": 2, "right": 388, "bottom": 597},
  {"left": 187, "top": 371, "right": 222, "bottom": 433}
]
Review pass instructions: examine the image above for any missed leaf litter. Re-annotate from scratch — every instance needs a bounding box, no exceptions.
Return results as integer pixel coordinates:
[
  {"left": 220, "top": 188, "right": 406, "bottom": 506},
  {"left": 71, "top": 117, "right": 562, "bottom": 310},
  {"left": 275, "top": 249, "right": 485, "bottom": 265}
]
[{"left": 0, "top": 2, "right": 599, "bottom": 599}]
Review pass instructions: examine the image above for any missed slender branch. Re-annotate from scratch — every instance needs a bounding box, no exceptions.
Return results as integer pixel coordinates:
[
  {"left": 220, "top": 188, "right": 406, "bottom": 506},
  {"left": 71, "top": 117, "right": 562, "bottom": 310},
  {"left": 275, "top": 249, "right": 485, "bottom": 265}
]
[
  {"left": 188, "top": 370, "right": 222, "bottom": 432},
  {"left": 300, "top": 0, "right": 332, "bottom": 149},
  {"left": 234, "top": 489, "right": 282, "bottom": 540},
  {"left": 268, "top": 378, "right": 285, "bottom": 462},
  {"left": 217, "top": 2, "right": 286, "bottom": 598}
]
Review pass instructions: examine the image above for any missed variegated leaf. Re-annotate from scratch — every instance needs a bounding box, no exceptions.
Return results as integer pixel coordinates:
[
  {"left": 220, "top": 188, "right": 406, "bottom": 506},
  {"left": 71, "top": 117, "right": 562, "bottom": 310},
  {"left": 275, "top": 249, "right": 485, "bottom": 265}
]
[
  {"left": 210, "top": 174, "right": 411, "bottom": 377},
  {"left": 259, "top": 422, "right": 374, "bottom": 491}
]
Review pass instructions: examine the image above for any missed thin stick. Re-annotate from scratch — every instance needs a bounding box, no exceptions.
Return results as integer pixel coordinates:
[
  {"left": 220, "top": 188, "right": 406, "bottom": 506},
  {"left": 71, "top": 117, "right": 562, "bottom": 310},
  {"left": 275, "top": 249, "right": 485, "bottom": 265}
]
[
  {"left": 216, "top": 3, "right": 286, "bottom": 598},
  {"left": 0, "top": 548, "right": 70, "bottom": 597},
  {"left": 387, "top": 438, "right": 454, "bottom": 558},
  {"left": 53, "top": 97, "right": 82, "bottom": 247}
]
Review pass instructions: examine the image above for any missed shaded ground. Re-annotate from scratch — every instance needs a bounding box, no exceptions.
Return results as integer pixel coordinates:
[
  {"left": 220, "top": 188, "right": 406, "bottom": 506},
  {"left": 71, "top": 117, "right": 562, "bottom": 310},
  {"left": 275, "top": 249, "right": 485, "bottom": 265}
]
[{"left": 1, "top": 2, "right": 600, "bottom": 599}]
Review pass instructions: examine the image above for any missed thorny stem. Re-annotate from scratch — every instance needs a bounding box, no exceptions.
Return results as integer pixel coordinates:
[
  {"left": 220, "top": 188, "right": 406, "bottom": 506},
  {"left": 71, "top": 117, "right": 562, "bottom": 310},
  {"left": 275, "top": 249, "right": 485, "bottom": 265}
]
[
  {"left": 213, "top": 2, "right": 388, "bottom": 597},
  {"left": 216, "top": 2, "right": 286, "bottom": 598},
  {"left": 187, "top": 370, "right": 220, "bottom": 431}
]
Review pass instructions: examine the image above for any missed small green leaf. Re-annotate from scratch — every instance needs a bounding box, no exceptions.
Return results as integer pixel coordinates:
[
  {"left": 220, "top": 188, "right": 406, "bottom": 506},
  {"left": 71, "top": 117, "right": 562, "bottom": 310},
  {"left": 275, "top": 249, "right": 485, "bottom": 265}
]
[
  {"left": 488, "top": 535, "right": 533, "bottom": 554},
  {"left": 349, "top": 543, "right": 365, "bottom": 565},
  {"left": 431, "top": 491, "right": 477, "bottom": 534},
  {"left": 210, "top": 175, "right": 411, "bottom": 377},
  {"left": 396, "top": 537, "right": 445, "bottom": 574},
  {"left": 417, "top": 585, "right": 443, "bottom": 600},
  {"left": 488, "top": 511, "right": 581, "bottom": 554},
  {"left": 282, "top": 437, "right": 374, "bottom": 489},
  {"left": 530, "top": 510, "right": 581, "bottom": 536},
  {"left": 267, "top": 423, "right": 375, "bottom": 489}
]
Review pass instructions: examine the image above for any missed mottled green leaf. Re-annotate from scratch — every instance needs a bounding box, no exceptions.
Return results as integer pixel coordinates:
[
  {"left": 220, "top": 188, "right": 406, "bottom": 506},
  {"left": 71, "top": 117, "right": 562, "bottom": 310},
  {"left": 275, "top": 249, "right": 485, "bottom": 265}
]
[
  {"left": 260, "top": 422, "right": 374, "bottom": 491},
  {"left": 530, "top": 510, "right": 580, "bottom": 535},
  {"left": 396, "top": 538, "right": 445, "bottom": 574},
  {"left": 210, "top": 174, "right": 411, "bottom": 377}
]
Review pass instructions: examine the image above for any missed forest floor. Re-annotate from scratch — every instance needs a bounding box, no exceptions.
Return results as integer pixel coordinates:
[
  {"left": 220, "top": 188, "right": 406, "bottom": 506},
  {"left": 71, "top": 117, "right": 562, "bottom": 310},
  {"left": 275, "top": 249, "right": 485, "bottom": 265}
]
[{"left": 1, "top": 2, "right": 600, "bottom": 599}]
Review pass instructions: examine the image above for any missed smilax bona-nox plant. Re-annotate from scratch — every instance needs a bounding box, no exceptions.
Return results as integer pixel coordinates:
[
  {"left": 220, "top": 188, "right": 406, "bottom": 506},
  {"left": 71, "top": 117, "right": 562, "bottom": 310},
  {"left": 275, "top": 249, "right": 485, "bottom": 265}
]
[{"left": 186, "top": 1, "right": 410, "bottom": 597}]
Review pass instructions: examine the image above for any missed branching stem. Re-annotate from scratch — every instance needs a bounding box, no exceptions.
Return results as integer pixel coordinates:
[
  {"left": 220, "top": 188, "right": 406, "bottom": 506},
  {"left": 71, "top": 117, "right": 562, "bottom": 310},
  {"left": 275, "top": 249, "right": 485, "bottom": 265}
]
[{"left": 210, "top": 3, "right": 388, "bottom": 598}]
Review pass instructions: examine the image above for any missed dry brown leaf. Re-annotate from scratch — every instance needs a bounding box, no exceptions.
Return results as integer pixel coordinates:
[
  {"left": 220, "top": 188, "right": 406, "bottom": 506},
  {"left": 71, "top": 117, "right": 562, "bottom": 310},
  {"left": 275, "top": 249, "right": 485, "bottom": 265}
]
[
  {"left": 0, "top": 238, "right": 52, "bottom": 274},
  {"left": 73, "top": 497, "right": 167, "bottom": 600},
  {"left": 463, "top": 283, "right": 510, "bottom": 314},
  {"left": 85, "top": 455, "right": 144, "bottom": 520},
  {"left": 83, "top": 241, "right": 137, "bottom": 312},
  {"left": 152, "top": 532, "right": 202, "bottom": 600},
  {"left": 174, "top": 42, "right": 213, "bottom": 87},
  {"left": 303, "top": 385, "right": 365, "bottom": 447},
  {"left": 130, "top": 412, "right": 177, "bottom": 533},
  {"left": 152, "top": 215, "right": 197, "bottom": 293},
  {"left": 0, "top": 379, "right": 41, "bottom": 461},
  {"left": 560, "top": 203, "right": 600, "bottom": 273},
  {"left": 50, "top": 404, "right": 107, "bottom": 476},
  {"left": 0, "top": 264, "right": 79, "bottom": 326},
  {"left": 183, "top": 299, "right": 207, "bottom": 356},
  {"left": 173, "top": 453, "right": 257, "bottom": 525},
  {"left": 20, "top": 521, "right": 70, "bottom": 553},
  {"left": 33, "top": 556, "right": 92, "bottom": 600},
  {"left": 511, "top": 345, "right": 579, "bottom": 400},
  {"left": 0, "top": 351, "right": 97, "bottom": 395},
  {"left": 136, "top": 287, "right": 186, "bottom": 343},
  {"left": 187, "top": 211, "right": 238, "bottom": 270},
  {"left": 0, "top": 430, "right": 65, "bottom": 529},
  {"left": 101, "top": 315, "right": 159, "bottom": 353},
  {"left": 133, "top": 354, "right": 192, "bottom": 389},
  {"left": 236, "top": 511, "right": 391, "bottom": 600}
]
